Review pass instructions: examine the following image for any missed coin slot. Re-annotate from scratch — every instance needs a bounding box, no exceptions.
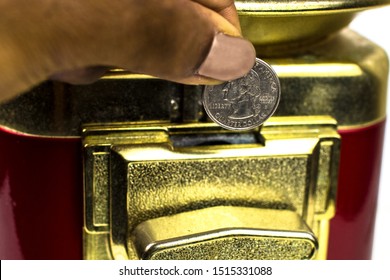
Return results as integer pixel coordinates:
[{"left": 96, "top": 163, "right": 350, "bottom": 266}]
[{"left": 170, "top": 132, "right": 264, "bottom": 147}]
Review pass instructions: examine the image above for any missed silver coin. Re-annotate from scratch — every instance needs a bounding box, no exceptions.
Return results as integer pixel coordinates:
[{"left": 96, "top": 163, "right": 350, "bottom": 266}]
[{"left": 203, "top": 58, "right": 280, "bottom": 131}]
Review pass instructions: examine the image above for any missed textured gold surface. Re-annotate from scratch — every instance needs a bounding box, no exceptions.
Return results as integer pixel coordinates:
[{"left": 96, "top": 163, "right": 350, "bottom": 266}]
[
  {"left": 124, "top": 156, "right": 310, "bottom": 229},
  {"left": 148, "top": 237, "right": 316, "bottom": 260},
  {"left": 132, "top": 206, "right": 317, "bottom": 260},
  {"left": 92, "top": 153, "right": 109, "bottom": 226},
  {"left": 83, "top": 117, "right": 339, "bottom": 260}
]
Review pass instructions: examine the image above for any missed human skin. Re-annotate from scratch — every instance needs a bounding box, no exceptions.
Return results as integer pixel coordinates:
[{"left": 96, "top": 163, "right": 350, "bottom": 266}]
[{"left": 0, "top": 0, "right": 255, "bottom": 103}]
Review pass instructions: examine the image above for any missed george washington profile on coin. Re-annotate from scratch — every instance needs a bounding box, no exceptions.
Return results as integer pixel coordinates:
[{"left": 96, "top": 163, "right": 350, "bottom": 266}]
[{"left": 203, "top": 58, "right": 281, "bottom": 131}]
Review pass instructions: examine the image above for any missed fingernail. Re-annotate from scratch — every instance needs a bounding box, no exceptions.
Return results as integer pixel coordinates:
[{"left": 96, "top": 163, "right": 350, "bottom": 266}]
[{"left": 197, "top": 33, "right": 256, "bottom": 81}]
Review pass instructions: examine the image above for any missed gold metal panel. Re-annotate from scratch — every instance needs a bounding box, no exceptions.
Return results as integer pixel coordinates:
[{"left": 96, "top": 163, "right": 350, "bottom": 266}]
[
  {"left": 119, "top": 146, "right": 313, "bottom": 225},
  {"left": 83, "top": 116, "right": 339, "bottom": 260},
  {"left": 84, "top": 148, "right": 110, "bottom": 232}
]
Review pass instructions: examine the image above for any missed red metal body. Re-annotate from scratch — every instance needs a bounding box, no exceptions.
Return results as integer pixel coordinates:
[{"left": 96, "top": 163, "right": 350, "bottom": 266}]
[
  {"left": 329, "top": 121, "right": 386, "bottom": 260},
  {"left": 0, "top": 120, "right": 386, "bottom": 259}
]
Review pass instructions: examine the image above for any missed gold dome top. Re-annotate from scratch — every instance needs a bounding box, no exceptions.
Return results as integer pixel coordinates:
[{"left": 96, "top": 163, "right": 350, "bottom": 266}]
[{"left": 237, "top": 0, "right": 390, "bottom": 51}]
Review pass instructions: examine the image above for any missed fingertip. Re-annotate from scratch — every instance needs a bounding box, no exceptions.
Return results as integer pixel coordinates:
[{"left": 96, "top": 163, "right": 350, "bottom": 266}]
[{"left": 197, "top": 33, "right": 256, "bottom": 81}]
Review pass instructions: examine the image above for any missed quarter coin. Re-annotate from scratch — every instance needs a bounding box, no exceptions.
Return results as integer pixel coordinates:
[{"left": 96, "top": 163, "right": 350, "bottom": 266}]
[{"left": 203, "top": 58, "right": 280, "bottom": 131}]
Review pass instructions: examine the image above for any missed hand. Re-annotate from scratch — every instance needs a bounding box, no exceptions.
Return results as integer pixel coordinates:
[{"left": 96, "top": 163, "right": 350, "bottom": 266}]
[{"left": 0, "top": 0, "right": 255, "bottom": 103}]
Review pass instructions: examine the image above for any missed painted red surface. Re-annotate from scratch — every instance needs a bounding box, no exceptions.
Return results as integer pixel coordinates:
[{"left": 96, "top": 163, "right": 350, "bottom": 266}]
[
  {"left": 0, "top": 129, "right": 83, "bottom": 259},
  {"left": 0, "top": 120, "right": 386, "bottom": 259},
  {"left": 328, "top": 121, "right": 386, "bottom": 259}
]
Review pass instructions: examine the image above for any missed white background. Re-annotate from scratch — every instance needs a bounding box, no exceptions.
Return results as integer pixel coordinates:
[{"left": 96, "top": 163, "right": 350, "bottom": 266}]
[
  {"left": 350, "top": 6, "right": 390, "bottom": 260},
  {"left": 1, "top": 260, "right": 388, "bottom": 280}
]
